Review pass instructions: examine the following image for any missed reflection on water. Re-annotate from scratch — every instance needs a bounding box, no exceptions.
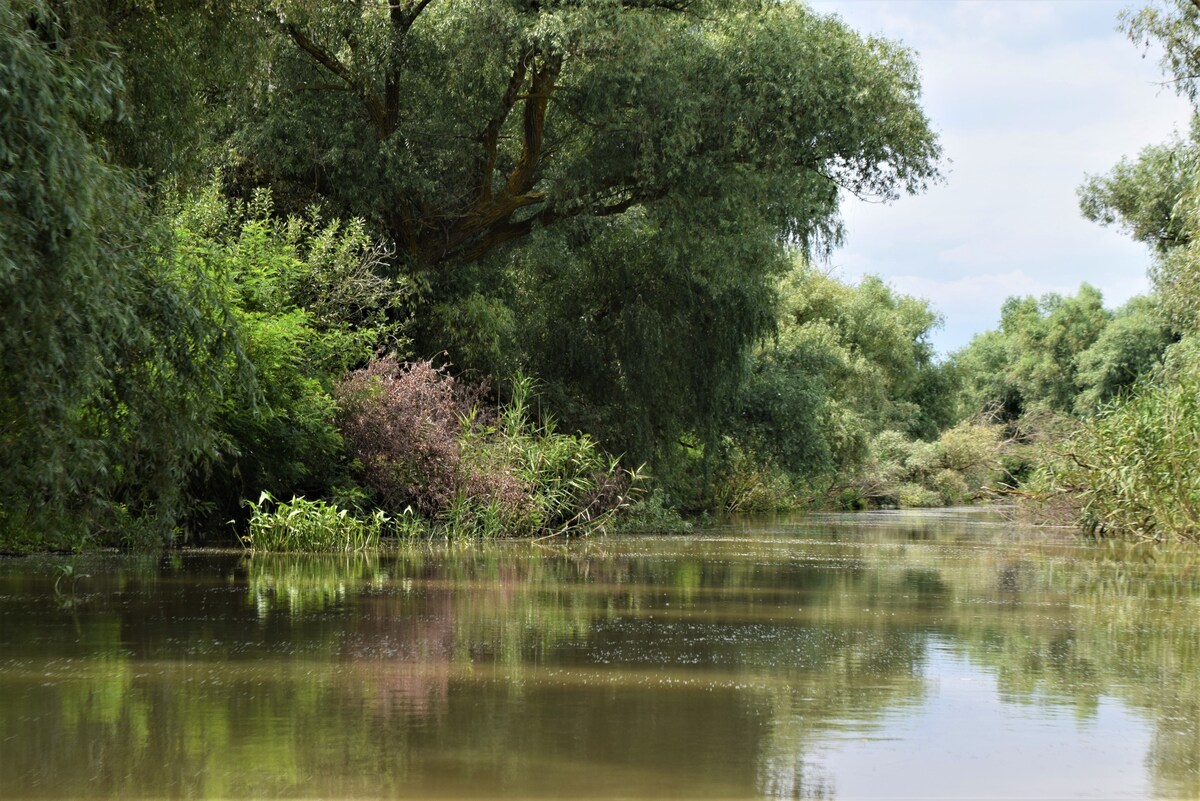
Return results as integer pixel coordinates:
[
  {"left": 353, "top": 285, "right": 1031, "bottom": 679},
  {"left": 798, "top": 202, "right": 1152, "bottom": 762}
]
[{"left": 1, "top": 509, "right": 1198, "bottom": 799}]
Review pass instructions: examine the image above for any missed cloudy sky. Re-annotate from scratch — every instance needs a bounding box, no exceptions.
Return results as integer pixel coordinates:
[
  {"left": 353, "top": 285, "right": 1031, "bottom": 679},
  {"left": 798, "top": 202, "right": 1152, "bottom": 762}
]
[{"left": 805, "top": 0, "right": 1193, "bottom": 354}]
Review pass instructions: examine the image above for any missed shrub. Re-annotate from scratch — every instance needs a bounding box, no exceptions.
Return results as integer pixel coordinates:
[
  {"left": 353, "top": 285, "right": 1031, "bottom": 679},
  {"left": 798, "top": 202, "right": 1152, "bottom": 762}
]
[
  {"left": 1031, "top": 351, "right": 1200, "bottom": 540},
  {"left": 829, "top": 430, "right": 914, "bottom": 508},
  {"left": 484, "top": 376, "right": 638, "bottom": 536},
  {"left": 935, "top": 420, "right": 1002, "bottom": 492},
  {"left": 169, "top": 184, "right": 406, "bottom": 533},
  {"left": 710, "top": 441, "right": 801, "bottom": 514},
  {"left": 930, "top": 469, "right": 970, "bottom": 505},
  {"left": 897, "top": 483, "right": 942, "bottom": 508},
  {"left": 872, "top": 430, "right": 916, "bottom": 471},
  {"left": 830, "top": 421, "right": 1005, "bottom": 511},
  {"left": 337, "top": 361, "right": 636, "bottom": 538},
  {"left": 905, "top": 440, "right": 940, "bottom": 482},
  {"left": 242, "top": 492, "right": 386, "bottom": 552},
  {"left": 836, "top": 487, "right": 868, "bottom": 511},
  {"left": 336, "top": 357, "right": 480, "bottom": 517},
  {"left": 994, "top": 409, "right": 1077, "bottom": 490},
  {"left": 618, "top": 488, "right": 693, "bottom": 532}
]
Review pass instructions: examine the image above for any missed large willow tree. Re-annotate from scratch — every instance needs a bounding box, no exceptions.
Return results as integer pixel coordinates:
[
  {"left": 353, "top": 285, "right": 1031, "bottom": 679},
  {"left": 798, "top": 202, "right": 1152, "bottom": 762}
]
[
  {"left": 221, "top": 1, "right": 941, "bottom": 265},
  {"left": 203, "top": 0, "right": 940, "bottom": 473},
  {"left": 7, "top": 0, "right": 942, "bottom": 518}
]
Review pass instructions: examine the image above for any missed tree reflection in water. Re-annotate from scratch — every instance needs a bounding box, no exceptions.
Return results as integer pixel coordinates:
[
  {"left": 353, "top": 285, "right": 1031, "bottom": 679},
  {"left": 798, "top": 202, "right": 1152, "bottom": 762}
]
[{"left": 0, "top": 513, "right": 1196, "bottom": 799}]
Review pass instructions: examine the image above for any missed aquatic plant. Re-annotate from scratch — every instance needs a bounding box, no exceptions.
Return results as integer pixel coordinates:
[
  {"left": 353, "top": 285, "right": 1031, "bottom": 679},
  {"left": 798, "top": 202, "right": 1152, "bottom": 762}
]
[{"left": 241, "top": 492, "right": 385, "bottom": 552}]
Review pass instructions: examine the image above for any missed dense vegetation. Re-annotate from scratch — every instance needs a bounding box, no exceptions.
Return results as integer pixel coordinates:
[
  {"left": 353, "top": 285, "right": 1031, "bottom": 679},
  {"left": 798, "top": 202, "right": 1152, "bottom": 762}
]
[
  {"left": 1004, "top": 0, "right": 1200, "bottom": 540},
  {"left": 3, "top": 0, "right": 1198, "bottom": 548}
]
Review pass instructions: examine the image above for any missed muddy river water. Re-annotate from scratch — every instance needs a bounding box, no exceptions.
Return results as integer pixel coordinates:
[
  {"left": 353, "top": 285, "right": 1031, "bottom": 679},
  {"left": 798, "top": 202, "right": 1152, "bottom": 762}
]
[{"left": 2, "top": 508, "right": 1197, "bottom": 799}]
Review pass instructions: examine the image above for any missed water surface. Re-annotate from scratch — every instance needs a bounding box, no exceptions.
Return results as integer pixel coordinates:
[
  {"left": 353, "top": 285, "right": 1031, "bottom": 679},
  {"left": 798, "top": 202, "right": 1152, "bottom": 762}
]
[{"left": 2, "top": 508, "right": 1197, "bottom": 799}]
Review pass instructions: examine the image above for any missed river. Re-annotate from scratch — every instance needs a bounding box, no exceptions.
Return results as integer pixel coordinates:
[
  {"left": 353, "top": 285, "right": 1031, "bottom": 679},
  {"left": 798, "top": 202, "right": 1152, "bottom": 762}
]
[{"left": 1, "top": 508, "right": 1197, "bottom": 799}]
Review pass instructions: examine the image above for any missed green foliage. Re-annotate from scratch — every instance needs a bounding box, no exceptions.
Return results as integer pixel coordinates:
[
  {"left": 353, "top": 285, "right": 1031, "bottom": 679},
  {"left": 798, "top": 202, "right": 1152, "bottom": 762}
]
[
  {"left": 4, "top": 0, "right": 948, "bottom": 544},
  {"left": 1079, "top": 135, "right": 1199, "bottom": 255},
  {"left": 934, "top": 421, "right": 1005, "bottom": 492},
  {"left": 1121, "top": 0, "right": 1200, "bottom": 108},
  {"left": 0, "top": 4, "right": 236, "bottom": 546},
  {"left": 896, "top": 483, "right": 942, "bottom": 509},
  {"left": 952, "top": 285, "right": 1171, "bottom": 421},
  {"left": 1078, "top": 129, "right": 1200, "bottom": 335},
  {"left": 617, "top": 489, "right": 694, "bottom": 534},
  {"left": 732, "top": 262, "right": 952, "bottom": 497},
  {"left": 1072, "top": 296, "right": 1173, "bottom": 414},
  {"left": 1022, "top": 1, "right": 1200, "bottom": 540},
  {"left": 30, "top": 0, "right": 253, "bottom": 187},
  {"left": 338, "top": 361, "right": 638, "bottom": 538},
  {"left": 504, "top": 209, "right": 781, "bottom": 496},
  {"left": 172, "top": 183, "right": 406, "bottom": 530},
  {"left": 242, "top": 492, "right": 386, "bottom": 552},
  {"left": 950, "top": 329, "right": 1020, "bottom": 421},
  {"left": 1002, "top": 285, "right": 1110, "bottom": 413},
  {"left": 487, "top": 376, "right": 641, "bottom": 538},
  {"left": 834, "top": 422, "right": 1003, "bottom": 510},
  {"left": 446, "top": 375, "right": 641, "bottom": 538},
  {"left": 1029, "top": 339, "right": 1200, "bottom": 540},
  {"left": 930, "top": 469, "right": 971, "bottom": 506},
  {"left": 1142, "top": 167, "right": 1200, "bottom": 332},
  {"left": 1081, "top": 2, "right": 1200, "bottom": 337},
  {"left": 207, "top": 0, "right": 942, "bottom": 494},
  {"left": 709, "top": 442, "right": 804, "bottom": 515},
  {"left": 225, "top": 0, "right": 940, "bottom": 270}
]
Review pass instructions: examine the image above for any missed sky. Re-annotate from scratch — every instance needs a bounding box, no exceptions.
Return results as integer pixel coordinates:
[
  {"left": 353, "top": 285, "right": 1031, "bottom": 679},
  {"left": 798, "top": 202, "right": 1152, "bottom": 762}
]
[{"left": 805, "top": 0, "right": 1193, "bottom": 354}]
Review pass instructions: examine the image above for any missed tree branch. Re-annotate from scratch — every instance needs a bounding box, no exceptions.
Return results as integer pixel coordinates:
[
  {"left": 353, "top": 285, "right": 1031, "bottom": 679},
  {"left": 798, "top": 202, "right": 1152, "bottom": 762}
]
[
  {"left": 476, "top": 51, "right": 531, "bottom": 203},
  {"left": 396, "top": 0, "right": 438, "bottom": 35},
  {"left": 381, "top": 1, "right": 439, "bottom": 131},
  {"left": 283, "top": 22, "right": 389, "bottom": 136},
  {"left": 292, "top": 83, "right": 354, "bottom": 94},
  {"left": 504, "top": 53, "right": 562, "bottom": 197},
  {"left": 618, "top": 0, "right": 693, "bottom": 9},
  {"left": 283, "top": 22, "right": 354, "bottom": 86},
  {"left": 529, "top": 0, "right": 695, "bottom": 9}
]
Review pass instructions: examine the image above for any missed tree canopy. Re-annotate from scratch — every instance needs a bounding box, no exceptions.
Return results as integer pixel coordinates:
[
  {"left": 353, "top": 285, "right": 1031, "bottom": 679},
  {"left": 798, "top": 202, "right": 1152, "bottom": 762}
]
[
  {"left": 952, "top": 286, "right": 1173, "bottom": 420},
  {"left": 0, "top": 3, "right": 236, "bottom": 542},
  {"left": 3, "top": 0, "right": 947, "bottom": 543},
  {"left": 1079, "top": 0, "right": 1200, "bottom": 335},
  {"left": 221, "top": 0, "right": 941, "bottom": 273}
]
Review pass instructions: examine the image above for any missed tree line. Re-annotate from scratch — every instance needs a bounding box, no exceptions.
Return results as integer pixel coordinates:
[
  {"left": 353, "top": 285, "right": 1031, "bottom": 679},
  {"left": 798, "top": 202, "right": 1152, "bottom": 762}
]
[{"left": 2, "top": 0, "right": 1196, "bottom": 548}]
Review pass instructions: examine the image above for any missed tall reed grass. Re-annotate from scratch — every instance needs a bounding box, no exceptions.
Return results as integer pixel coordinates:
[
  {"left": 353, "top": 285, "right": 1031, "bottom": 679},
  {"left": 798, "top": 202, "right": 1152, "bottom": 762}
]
[{"left": 449, "top": 375, "right": 640, "bottom": 538}]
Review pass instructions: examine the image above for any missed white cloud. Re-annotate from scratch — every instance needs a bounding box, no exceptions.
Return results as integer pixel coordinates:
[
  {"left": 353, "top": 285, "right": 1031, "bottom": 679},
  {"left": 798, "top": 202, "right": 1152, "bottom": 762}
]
[
  {"left": 891, "top": 270, "right": 1062, "bottom": 305},
  {"left": 807, "top": 0, "right": 1192, "bottom": 353}
]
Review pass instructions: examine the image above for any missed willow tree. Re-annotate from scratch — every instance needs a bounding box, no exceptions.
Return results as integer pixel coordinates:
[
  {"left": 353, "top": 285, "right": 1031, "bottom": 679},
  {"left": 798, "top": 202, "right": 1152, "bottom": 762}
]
[
  {"left": 230, "top": 1, "right": 939, "bottom": 267},
  {"left": 0, "top": 2, "right": 235, "bottom": 545},
  {"left": 1080, "top": 0, "right": 1200, "bottom": 332},
  {"left": 204, "top": 0, "right": 940, "bottom": 477}
]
